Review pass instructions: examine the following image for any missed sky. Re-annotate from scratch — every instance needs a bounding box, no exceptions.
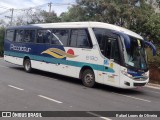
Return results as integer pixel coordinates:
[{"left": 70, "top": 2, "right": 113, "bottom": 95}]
[{"left": 0, "top": 0, "right": 76, "bottom": 23}]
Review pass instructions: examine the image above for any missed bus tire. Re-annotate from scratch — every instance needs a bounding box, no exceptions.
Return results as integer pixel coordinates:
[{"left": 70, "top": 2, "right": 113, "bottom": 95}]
[
  {"left": 82, "top": 69, "right": 95, "bottom": 87},
  {"left": 23, "top": 59, "right": 32, "bottom": 73}
]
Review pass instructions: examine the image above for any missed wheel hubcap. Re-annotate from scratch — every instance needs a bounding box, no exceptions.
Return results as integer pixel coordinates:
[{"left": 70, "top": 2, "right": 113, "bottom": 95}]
[
  {"left": 84, "top": 73, "right": 93, "bottom": 84},
  {"left": 25, "top": 61, "right": 30, "bottom": 71}
]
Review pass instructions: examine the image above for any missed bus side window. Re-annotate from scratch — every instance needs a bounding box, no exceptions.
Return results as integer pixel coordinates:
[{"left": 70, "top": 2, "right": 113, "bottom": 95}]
[
  {"left": 93, "top": 28, "right": 106, "bottom": 55},
  {"left": 70, "top": 29, "right": 92, "bottom": 48},
  {"left": 6, "top": 30, "right": 14, "bottom": 41},
  {"left": 30, "top": 30, "right": 35, "bottom": 42},
  {"left": 37, "top": 30, "right": 44, "bottom": 43},
  {"left": 77, "top": 29, "right": 91, "bottom": 48},
  {"left": 24, "top": 30, "right": 35, "bottom": 42},
  {"left": 37, "top": 30, "right": 53, "bottom": 44},
  {"left": 44, "top": 30, "right": 51, "bottom": 44},
  {"left": 51, "top": 29, "right": 69, "bottom": 46},
  {"left": 15, "top": 30, "right": 24, "bottom": 42},
  {"left": 70, "top": 30, "right": 78, "bottom": 47}
]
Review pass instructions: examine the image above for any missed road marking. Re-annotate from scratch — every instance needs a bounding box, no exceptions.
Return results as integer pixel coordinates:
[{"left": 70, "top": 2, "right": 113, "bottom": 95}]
[
  {"left": 8, "top": 85, "right": 24, "bottom": 91},
  {"left": 144, "top": 90, "right": 160, "bottom": 94},
  {"left": 87, "top": 112, "right": 112, "bottom": 120},
  {"left": 38, "top": 95, "right": 63, "bottom": 104},
  {"left": 0, "top": 65, "right": 9, "bottom": 68},
  {"left": 112, "top": 92, "right": 151, "bottom": 102}
]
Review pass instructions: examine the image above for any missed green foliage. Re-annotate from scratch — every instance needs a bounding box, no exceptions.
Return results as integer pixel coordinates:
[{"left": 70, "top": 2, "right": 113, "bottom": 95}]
[
  {"left": 0, "top": 27, "right": 5, "bottom": 56},
  {"left": 0, "top": 0, "right": 160, "bottom": 59},
  {"left": 143, "top": 14, "right": 160, "bottom": 43},
  {"left": 156, "top": 0, "right": 160, "bottom": 7},
  {"left": 60, "top": 0, "right": 160, "bottom": 67},
  {"left": 146, "top": 47, "right": 160, "bottom": 67},
  {"left": 40, "top": 11, "right": 61, "bottom": 23},
  {"left": 60, "top": 0, "right": 160, "bottom": 43},
  {"left": 14, "top": 9, "right": 60, "bottom": 25}
]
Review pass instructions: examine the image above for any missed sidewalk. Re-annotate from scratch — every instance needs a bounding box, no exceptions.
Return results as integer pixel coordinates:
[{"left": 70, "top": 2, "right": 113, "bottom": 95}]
[{"left": 146, "top": 83, "right": 160, "bottom": 89}]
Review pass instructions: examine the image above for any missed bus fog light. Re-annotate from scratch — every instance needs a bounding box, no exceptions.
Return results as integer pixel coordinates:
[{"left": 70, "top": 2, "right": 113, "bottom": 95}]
[{"left": 124, "top": 81, "right": 130, "bottom": 86}]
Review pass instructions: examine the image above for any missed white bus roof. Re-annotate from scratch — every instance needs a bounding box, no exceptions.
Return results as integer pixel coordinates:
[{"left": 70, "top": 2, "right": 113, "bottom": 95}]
[{"left": 8, "top": 22, "right": 143, "bottom": 39}]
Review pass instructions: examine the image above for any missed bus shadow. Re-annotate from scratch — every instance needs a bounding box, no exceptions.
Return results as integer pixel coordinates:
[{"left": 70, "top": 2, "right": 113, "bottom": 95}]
[
  {"left": 10, "top": 67, "right": 82, "bottom": 86},
  {"left": 32, "top": 68, "right": 145, "bottom": 95},
  {"left": 33, "top": 69, "right": 82, "bottom": 85},
  {"left": 10, "top": 66, "right": 144, "bottom": 95},
  {"left": 95, "top": 83, "right": 144, "bottom": 95}
]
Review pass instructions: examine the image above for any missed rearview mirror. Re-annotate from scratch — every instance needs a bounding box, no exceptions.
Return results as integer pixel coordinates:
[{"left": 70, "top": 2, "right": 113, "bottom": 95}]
[{"left": 144, "top": 40, "right": 156, "bottom": 56}]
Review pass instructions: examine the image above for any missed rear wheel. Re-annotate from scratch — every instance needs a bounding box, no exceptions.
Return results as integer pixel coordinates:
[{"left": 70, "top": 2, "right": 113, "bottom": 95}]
[
  {"left": 23, "top": 59, "right": 32, "bottom": 72},
  {"left": 82, "top": 69, "right": 95, "bottom": 87}
]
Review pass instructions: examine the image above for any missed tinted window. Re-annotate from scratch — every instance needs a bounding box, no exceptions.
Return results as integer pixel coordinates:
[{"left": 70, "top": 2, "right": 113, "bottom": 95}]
[
  {"left": 70, "top": 29, "right": 91, "bottom": 48},
  {"left": 37, "top": 30, "right": 51, "bottom": 44},
  {"left": 52, "top": 29, "right": 69, "bottom": 46},
  {"left": 77, "top": 30, "right": 90, "bottom": 47},
  {"left": 105, "top": 37, "right": 120, "bottom": 62},
  {"left": 93, "top": 28, "right": 120, "bottom": 63},
  {"left": 93, "top": 28, "right": 105, "bottom": 54},
  {"left": 6, "top": 30, "right": 14, "bottom": 41},
  {"left": 110, "top": 38, "right": 120, "bottom": 62},
  {"left": 70, "top": 30, "right": 78, "bottom": 47},
  {"left": 15, "top": 30, "right": 24, "bottom": 42},
  {"left": 24, "top": 30, "right": 35, "bottom": 42}
]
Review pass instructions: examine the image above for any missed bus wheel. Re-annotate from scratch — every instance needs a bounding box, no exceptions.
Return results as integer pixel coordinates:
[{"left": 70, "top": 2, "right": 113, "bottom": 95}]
[
  {"left": 24, "top": 59, "right": 32, "bottom": 72},
  {"left": 82, "top": 69, "right": 95, "bottom": 87}
]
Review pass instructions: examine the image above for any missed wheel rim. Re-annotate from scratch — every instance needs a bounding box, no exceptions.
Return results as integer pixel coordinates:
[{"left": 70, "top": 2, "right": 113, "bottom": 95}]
[
  {"left": 25, "top": 61, "right": 30, "bottom": 71},
  {"left": 84, "top": 73, "right": 93, "bottom": 84}
]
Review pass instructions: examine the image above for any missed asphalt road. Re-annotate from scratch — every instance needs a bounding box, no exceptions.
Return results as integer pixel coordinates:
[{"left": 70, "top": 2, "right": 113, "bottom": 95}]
[{"left": 0, "top": 58, "right": 160, "bottom": 120}]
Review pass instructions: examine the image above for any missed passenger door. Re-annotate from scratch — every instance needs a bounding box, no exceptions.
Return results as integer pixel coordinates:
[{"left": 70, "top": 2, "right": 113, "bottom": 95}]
[{"left": 103, "top": 34, "right": 121, "bottom": 87}]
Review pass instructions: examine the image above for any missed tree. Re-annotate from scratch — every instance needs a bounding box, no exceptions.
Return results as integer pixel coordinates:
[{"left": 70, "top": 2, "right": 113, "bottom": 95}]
[
  {"left": 0, "top": 20, "right": 7, "bottom": 27},
  {"left": 13, "top": 9, "right": 60, "bottom": 25},
  {"left": 143, "top": 13, "right": 160, "bottom": 43},
  {"left": 25, "top": 9, "right": 44, "bottom": 24},
  {"left": 60, "top": 0, "right": 160, "bottom": 43},
  {"left": 40, "top": 10, "right": 60, "bottom": 23}
]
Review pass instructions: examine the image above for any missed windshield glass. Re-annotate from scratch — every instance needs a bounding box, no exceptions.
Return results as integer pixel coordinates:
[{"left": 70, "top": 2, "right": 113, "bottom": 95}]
[{"left": 123, "top": 36, "right": 148, "bottom": 71}]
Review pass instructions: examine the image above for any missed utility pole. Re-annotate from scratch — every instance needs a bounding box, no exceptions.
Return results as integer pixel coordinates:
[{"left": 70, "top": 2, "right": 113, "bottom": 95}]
[
  {"left": 10, "top": 8, "right": 14, "bottom": 26},
  {"left": 5, "top": 8, "right": 14, "bottom": 26},
  {"left": 48, "top": 2, "right": 52, "bottom": 15}
]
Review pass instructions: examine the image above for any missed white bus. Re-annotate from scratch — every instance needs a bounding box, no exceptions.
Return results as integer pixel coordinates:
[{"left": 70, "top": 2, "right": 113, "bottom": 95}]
[{"left": 4, "top": 22, "right": 156, "bottom": 88}]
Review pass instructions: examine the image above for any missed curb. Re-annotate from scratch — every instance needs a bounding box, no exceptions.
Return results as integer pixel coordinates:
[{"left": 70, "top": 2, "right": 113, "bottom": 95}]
[{"left": 146, "top": 83, "right": 160, "bottom": 89}]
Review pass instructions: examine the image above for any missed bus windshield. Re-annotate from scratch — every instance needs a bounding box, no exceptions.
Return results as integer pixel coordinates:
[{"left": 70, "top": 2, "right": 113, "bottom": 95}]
[{"left": 123, "top": 36, "right": 148, "bottom": 71}]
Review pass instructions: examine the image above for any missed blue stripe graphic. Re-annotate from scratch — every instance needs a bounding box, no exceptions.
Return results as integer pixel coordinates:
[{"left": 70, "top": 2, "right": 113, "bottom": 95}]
[{"left": 4, "top": 51, "right": 115, "bottom": 73}]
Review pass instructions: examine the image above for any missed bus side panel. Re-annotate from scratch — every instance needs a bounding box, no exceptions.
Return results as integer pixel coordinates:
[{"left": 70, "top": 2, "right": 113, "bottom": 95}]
[
  {"left": 64, "top": 47, "right": 103, "bottom": 83},
  {"left": 4, "top": 39, "right": 37, "bottom": 65},
  {"left": 4, "top": 40, "right": 23, "bottom": 65}
]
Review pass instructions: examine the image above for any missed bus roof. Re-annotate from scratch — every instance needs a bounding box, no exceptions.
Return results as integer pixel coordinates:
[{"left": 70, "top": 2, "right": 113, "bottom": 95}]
[{"left": 7, "top": 22, "right": 143, "bottom": 39}]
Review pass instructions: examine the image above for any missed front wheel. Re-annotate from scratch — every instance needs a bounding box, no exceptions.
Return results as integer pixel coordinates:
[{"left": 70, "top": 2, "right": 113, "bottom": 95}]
[
  {"left": 82, "top": 69, "right": 95, "bottom": 87},
  {"left": 23, "top": 59, "right": 32, "bottom": 73}
]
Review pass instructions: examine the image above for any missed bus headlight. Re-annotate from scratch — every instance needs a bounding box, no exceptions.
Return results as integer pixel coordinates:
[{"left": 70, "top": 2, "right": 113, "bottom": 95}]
[{"left": 121, "top": 70, "right": 133, "bottom": 78}]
